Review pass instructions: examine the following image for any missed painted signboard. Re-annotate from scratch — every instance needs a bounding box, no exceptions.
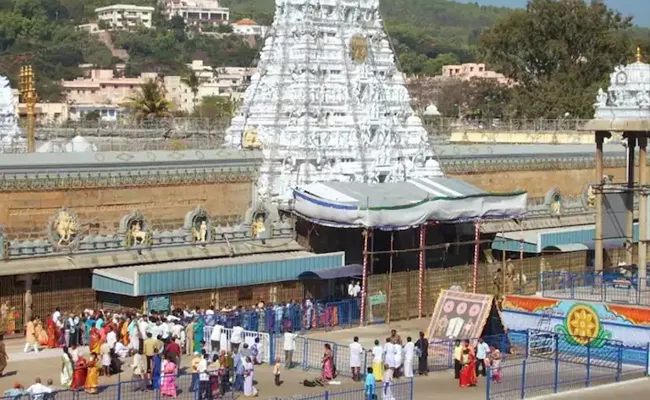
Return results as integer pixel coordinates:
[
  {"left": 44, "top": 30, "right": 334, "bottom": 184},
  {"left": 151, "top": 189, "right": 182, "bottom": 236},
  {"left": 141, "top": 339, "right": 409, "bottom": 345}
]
[
  {"left": 428, "top": 290, "right": 495, "bottom": 341},
  {"left": 502, "top": 295, "right": 650, "bottom": 346}
]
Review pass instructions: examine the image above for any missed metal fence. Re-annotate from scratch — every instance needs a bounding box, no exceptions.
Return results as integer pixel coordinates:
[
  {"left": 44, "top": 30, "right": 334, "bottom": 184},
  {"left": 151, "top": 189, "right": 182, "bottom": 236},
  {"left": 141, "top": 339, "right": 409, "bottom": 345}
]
[
  {"left": 0, "top": 373, "right": 413, "bottom": 400},
  {"left": 486, "top": 330, "right": 649, "bottom": 400},
  {"left": 198, "top": 299, "right": 360, "bottom": 336},
  {"left": 541, "top": 271, "right": 650, "bottom": 306}
]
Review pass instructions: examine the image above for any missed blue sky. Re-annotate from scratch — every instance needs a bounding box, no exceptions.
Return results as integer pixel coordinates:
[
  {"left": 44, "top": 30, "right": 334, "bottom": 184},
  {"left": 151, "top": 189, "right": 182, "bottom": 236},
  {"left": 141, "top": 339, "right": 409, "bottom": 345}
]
[{"left": 452, "top": 0, "right": 650, "bottom": 27}]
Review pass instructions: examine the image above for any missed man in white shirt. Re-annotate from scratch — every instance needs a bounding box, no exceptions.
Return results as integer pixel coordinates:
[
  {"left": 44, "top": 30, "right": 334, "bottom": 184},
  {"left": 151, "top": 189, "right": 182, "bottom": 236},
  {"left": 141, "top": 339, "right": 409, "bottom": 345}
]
[
  {"left": 475, "top": 338, "right": 491, "bottom": 377},
  {"left": 403, "top": 336, "right": 415, "bottom": 378},
  {"left": 383, "top": 338, "right": 396, "bottom": 369},
  {"left": 283, "top": 329, "right": 297, "bottom": 369},
  {"left": 27, "top": 378, "right": 52, "bottom": 400},
  {"left": 231, "top": 325, "right": 244, "bottom": 352},
  {"left": 349, "top": 336, "right": 364, "bottom": 381},
  {"left": 106, "top": 326, "right": 117, "bottom": 349},
  {"left": 138, "top": 317, "right": 149, "bottom": 352},
  {"left": 347, "top": 281, "right": 355, "bottom": 297},
  {"left": 52, "top": 308, "right": 62, "bottom": 329},
  {"left": 353, "top": 282, "right": 362, "bottom": 297},
  {"left": 210, "top": 323, "right": 223, "bottom": 354},
  {"left": 197, "top": 353, "right": 211, "bottom": 399}
]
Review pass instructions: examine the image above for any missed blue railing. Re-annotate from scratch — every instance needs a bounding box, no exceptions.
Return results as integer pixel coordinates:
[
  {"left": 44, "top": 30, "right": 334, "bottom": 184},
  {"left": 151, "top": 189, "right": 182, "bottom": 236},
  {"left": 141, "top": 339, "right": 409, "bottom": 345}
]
[
  {"left": 486, "top": 330, "right": 649, "bottom": 399},
  {"left": 541, "top": 271, "right": 650, "bottom": 305},
  {"left": 1, "top": 371, "right": 413, "bottom": 400},
  {"left": 200, "top": 298, "right": 361, "bottom": 333}
]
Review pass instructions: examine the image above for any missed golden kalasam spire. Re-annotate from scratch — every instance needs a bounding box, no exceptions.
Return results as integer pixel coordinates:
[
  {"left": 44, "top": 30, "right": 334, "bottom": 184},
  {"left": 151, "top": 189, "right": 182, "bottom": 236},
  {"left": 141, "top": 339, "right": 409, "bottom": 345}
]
[{"left": 636, "top": 46, "right": 643, "bottom": 63}]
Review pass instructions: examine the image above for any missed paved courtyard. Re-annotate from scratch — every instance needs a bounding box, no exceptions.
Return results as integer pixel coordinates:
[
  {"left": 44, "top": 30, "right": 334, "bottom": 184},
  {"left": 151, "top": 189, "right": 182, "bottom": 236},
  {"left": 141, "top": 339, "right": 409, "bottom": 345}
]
[{"left": 0, "top": 319, "right": 483, "bottom": 400}]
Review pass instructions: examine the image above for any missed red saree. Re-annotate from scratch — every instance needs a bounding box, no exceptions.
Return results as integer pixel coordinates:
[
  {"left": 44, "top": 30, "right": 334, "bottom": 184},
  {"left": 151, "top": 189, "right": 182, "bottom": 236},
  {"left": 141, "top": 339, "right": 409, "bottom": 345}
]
[
  {"left": 459, "top": 354, "right": 478, "bottom": 388},
  {"left": 46, "top": 319, "right": 58, "bottom": 348},
  {"left": 72, "top": 357, "right": 88, "bottom": 390}
]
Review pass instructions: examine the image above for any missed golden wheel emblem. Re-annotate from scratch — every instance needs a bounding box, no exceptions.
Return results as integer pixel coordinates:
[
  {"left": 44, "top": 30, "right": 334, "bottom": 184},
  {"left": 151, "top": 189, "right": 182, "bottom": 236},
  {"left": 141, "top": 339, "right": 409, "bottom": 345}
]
[
  {"left": 566, "top": 305, "right": 599, "bottom": 344},
  {"left": 350, "top": 34, "right": 368, "bottom": 64}
]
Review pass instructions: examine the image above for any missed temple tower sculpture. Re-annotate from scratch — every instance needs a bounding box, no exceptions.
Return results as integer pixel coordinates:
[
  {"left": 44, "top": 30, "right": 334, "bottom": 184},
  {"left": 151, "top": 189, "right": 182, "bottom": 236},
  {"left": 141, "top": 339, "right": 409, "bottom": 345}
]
[{"left": 224, "top": 0, "right": 442, "bottom": 203}]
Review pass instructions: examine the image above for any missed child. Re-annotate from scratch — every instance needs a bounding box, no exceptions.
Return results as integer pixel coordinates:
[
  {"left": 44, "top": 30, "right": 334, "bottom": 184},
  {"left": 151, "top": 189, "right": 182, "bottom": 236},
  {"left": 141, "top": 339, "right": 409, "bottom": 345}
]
[
  {"left": 490, "top": 349, "right": 502, "bottom": 383},
  {"left": 382, "top": 365, "right": 395, "bottom": 400},
  {"left": 273, "top": 357, "right": 281, "bottom": 386},
  {"left": 365, "top": 367, "right": 376, "bottom": 400}
]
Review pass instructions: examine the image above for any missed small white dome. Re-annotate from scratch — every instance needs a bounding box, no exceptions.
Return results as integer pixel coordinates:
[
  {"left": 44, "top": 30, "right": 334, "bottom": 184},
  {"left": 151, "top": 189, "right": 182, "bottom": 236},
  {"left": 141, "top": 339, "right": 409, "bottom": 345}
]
[
  {"left": 423, "top": 104, "right": 441, "bottom": 116},
  {"left": 64, "top": 135, "right": 98, "bottom": 152}
]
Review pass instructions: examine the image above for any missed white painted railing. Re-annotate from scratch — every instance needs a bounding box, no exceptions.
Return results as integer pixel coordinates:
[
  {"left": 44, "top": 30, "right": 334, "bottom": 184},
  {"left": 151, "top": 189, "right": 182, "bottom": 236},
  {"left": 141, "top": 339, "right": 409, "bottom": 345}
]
[{"left": 203, "top": 326, "right": 271, "bottom": 363}]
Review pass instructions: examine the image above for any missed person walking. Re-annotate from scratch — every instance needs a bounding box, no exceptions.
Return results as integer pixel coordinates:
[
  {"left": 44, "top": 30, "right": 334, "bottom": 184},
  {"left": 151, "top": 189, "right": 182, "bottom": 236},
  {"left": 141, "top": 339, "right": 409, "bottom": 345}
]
[
  {"left": 475, "top": 338, "right": 490, "bottom": 377},
  {"left": 24, "top": 317, "right": 39, "bottom": 353},
  {"left": 0, "top": 334, "right": 8, "bottom": 377},
  {"left": 198, "top": 353, "right": 212, "bottom": 400},
  {"left": 415, "top": 331, "right": 428, "bottom": 376},
  {"left": 283, "top": 328, "right": 297, "bottom": 369},
  {"left": 403, "top": 337, "right": 414, "bottom": 378},
  {"left": 453, "top": 340, "right": 462, "bottom": 379},
  {"left": 349, "top": 336, "right": 363, "bottom": 381},
  {"left": 371, "top": 339, "right": 383, "bottom": 382}
]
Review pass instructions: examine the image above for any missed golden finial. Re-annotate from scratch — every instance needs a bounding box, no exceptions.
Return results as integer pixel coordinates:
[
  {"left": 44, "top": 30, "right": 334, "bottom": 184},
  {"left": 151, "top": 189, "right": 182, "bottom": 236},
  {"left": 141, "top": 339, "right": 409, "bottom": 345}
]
[{"left": 636, "top": 46, "right": 643, "bottom": 63}]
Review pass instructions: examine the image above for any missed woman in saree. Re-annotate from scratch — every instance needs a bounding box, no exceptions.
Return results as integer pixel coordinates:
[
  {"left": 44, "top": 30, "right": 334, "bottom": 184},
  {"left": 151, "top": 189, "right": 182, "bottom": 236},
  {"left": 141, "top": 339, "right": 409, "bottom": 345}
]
[
  {"left": 35, "top": 318, "right": 48, "bottom": 346},
  {"left": 459, "top": 348, "right": 477, "bottom": 388},
  {"left": 72, "top": 355, "right": 88, "bottom": 390},
  {"left": 160, "top": 355, "right": 177, "bottom": 397},
  {"left": 151, "top": 351, "right": 162, "bottom": 390},
  {"left": 60, "top": 347, "right": 74, "bottom": 388},
  {"left": 89, "top": 323, "right": 102, "bottom": 355},
  {"left": 243, "top": 356, "right": 258, "bottom": 397},
  {"left": 46, "top": 318, "right": 59, "bottom": 348},
  {"left": 128, "top": 319, "right": 138, "bottom": 351},
  {"left": 85, "top": 353, "right": 101, "bottom": 394},
  {"left": 315, "top": 344, "right": 335, "bottom": 385},
  {"left": 192, "top": 318, "right": 204, "bottom": 353},
  {"left": 120, "top": 318, "right": 130, "bottom": 347}
]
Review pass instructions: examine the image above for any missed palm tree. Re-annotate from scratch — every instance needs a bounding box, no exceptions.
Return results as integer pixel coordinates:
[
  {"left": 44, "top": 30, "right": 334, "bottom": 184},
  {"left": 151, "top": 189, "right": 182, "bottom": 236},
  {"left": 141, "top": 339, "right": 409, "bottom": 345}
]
[
  {"left": 181, "top": 70, "right": 200, "bottom": 110},
  {"left": 122, "top": 79, "right": 173, "bottom": 120}
]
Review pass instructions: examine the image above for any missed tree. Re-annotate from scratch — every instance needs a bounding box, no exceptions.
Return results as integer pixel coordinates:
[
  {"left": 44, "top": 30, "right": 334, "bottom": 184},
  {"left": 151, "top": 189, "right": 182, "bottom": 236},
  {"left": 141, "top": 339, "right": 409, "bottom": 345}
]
[
  {"left": 122, "top": 79, "right": 173, "bottom": 119},
  {"left": 193, "top": 95, "right": 237, "bottom": 119},
  {"left": 181, "top": 70, "right": 200, "bottom": 110},
  {"left": 477, "top": 0, "right": 633, "bottom": 118}
]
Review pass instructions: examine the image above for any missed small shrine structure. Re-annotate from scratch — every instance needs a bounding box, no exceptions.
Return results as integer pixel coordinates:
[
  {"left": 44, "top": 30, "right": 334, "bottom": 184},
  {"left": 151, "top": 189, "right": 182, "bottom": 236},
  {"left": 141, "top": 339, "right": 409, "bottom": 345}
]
[{"left": 580, "top": 47, "right": 650, "bottom": 283}]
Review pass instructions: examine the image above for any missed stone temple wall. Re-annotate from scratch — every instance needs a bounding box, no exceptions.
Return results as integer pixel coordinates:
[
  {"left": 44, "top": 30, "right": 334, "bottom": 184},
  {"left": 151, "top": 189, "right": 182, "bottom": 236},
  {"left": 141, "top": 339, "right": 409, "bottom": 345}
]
[{"left": 0, "top": 149, "right": 267, "bottom": 256}]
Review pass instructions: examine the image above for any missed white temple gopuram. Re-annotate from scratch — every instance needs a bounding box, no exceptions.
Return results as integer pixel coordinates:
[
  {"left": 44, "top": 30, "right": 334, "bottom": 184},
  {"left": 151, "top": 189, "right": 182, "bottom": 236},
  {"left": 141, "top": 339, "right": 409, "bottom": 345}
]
[
  {"left": 0, "top": 75, "right": 26, "bottom": 153},
  {"left": 224, "top": 0, "right": 442, "bottom": 203}
]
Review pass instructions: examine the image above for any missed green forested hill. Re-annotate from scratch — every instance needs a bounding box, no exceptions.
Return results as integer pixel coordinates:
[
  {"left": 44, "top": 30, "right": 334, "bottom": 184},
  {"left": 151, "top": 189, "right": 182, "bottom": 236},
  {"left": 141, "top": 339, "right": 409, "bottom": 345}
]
[{"left": 222, "top": 0, "right": 512, "bottom": 73}]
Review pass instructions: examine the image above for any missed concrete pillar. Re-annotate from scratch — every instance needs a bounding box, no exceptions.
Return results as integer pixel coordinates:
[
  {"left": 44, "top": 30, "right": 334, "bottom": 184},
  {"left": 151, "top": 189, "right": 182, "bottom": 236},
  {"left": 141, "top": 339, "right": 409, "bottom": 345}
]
[
  {"left": 639, "top": 136, "right": 648, "bottom": 289},
  {"left": 626, "top": 135, "right": 636, "bottom": 265},
  {"left": 595, "top": 132, "right": 606, "bottom": 272}
]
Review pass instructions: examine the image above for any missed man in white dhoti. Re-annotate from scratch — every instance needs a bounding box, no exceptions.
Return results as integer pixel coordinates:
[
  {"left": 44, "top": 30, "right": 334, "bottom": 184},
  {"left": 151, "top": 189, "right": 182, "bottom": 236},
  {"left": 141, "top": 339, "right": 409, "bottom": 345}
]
[
  {"left": 349, "top": 336, "right": 364, "bottom": 381},
  {"left": 403, "top": 337, "right": 415, "bottom": 378},
  {"left": 393, "top": 340, "right": 403, "bottom": 378},
  {"left": 383, "top": 338, "right": 396, "bottom": 369}
]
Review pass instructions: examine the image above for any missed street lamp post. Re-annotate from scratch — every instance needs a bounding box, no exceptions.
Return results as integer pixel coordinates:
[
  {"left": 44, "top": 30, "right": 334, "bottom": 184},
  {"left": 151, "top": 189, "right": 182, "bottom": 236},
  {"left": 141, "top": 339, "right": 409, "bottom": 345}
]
[{"left": 19, "top": 65, "right": 37, "bottom": 153}]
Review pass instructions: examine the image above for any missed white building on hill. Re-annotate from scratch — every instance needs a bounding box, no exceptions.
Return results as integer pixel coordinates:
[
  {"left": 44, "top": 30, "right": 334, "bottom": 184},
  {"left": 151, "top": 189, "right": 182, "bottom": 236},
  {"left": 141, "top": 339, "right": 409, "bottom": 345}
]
[
  {"left": 163, "top": 0, "right": 230, "bottom": 26},
  {"left": 95, "top": 4, "right": 155, "bottom": 31}
]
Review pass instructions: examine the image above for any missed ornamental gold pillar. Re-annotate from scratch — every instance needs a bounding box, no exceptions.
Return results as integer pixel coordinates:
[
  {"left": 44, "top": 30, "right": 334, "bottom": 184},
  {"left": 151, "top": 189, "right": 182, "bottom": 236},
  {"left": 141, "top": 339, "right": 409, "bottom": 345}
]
[{"left": 19, "top": 65, "right": 37, "bottom": 153}]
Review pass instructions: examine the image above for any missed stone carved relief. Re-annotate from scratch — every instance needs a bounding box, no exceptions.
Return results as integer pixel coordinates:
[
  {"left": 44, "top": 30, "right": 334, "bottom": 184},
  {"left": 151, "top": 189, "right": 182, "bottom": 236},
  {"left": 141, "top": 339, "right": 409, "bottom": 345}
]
[
  {"left": 48, "top": 208, "right": 82, "bottom": 250},
  {"left": 594, "top": 57, "right": 650, "bottom": 119},
  {"left": 119, "top": 210, "right": 152, "bottom": 248},
  {"left": 183, "top": 205, "right": 213, "bottom": 244}
]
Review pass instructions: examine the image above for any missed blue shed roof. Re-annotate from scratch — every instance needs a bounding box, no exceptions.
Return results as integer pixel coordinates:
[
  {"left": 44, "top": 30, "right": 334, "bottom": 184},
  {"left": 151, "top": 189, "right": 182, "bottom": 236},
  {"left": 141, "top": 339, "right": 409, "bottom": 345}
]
[
  {"left": 93, "top": 251, "right": 345, "bottom": 296},
  {"left": 492, "top": 223, "right": 639, "bottom": 254}
]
